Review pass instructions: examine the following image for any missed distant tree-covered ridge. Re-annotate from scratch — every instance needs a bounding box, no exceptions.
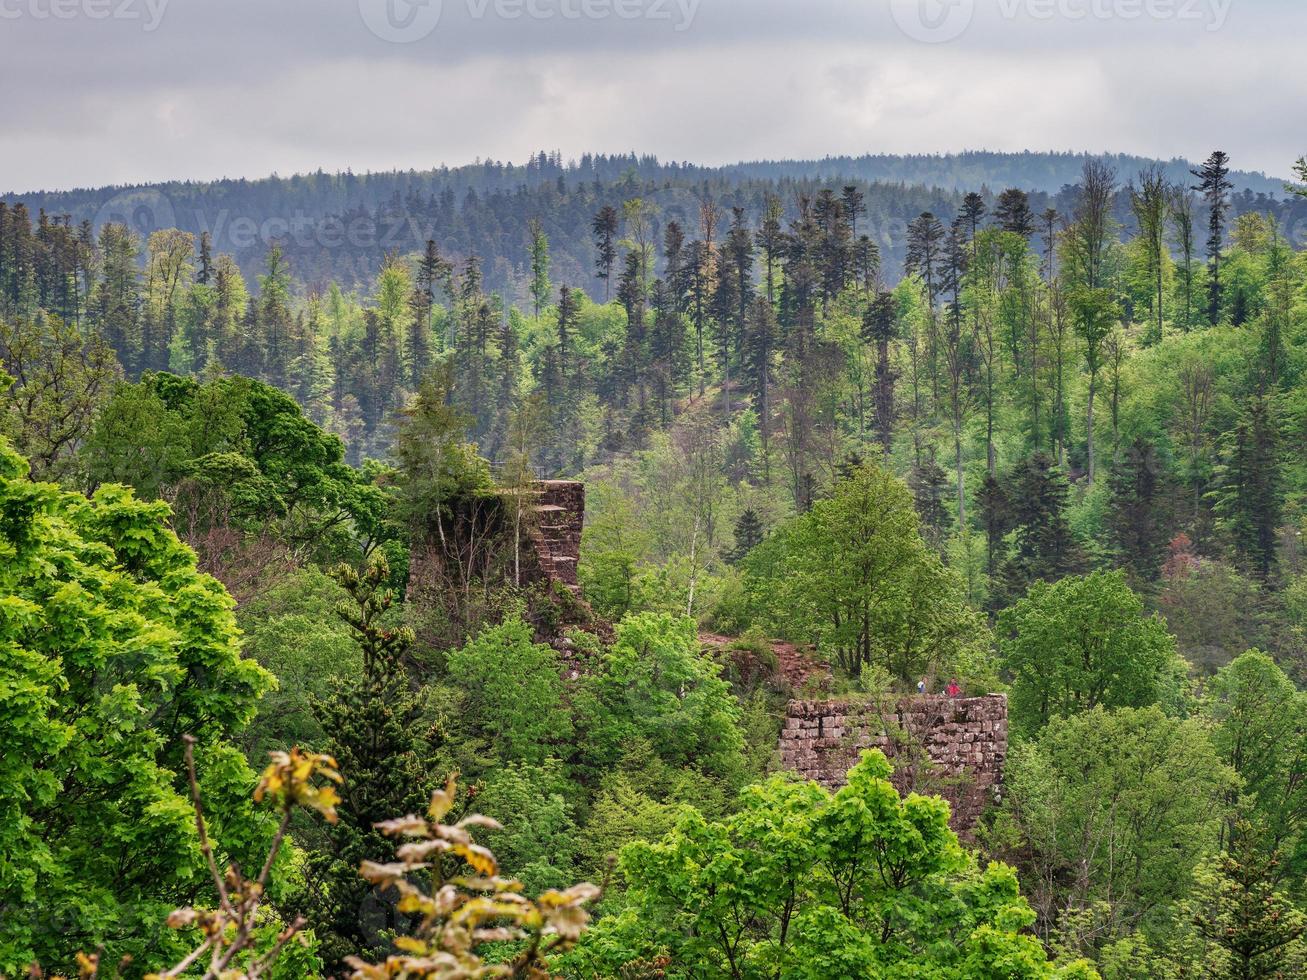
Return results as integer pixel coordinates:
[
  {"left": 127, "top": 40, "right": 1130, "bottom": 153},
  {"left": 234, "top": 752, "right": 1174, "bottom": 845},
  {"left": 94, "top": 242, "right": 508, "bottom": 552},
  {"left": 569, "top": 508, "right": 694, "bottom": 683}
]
[{"left": 4, "top": 150, "right": 1300, "bottom": 302}]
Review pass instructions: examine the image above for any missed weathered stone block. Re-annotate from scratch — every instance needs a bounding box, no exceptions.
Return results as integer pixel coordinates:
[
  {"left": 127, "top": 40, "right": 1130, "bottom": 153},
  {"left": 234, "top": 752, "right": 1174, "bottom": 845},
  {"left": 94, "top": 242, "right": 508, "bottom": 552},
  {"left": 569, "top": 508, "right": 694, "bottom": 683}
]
[{"left": 776, "top": 694, "right": 1009, "bottom": 836}]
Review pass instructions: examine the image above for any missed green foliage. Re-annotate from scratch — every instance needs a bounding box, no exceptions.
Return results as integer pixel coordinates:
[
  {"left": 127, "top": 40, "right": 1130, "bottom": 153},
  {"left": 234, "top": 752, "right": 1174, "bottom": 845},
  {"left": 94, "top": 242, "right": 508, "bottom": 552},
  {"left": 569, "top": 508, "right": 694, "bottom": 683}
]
[
  {"left": 744, "top": 462, "right": 989, "bottom": 683},
  {"left": 1099, "top": 824, "right": 1307, "bottom": 980},
  {"left": 1202, "top": 651, "right": 1307, "bottom": 886},
  {"left": 392, "top": 365, "right": 493, "bottom": 535},
  {"left": 83, "top": 372, "right": 387, "bottom": 557},
  {"left": 8, "top": 157, "right": 1307, "bottom": 976},
  {"left": 992, "top": 453, "right": 1087, "bottom": 608},
  {"left": 0, "top": 436, "right": 275, "bottom": 974},
  {"left": 578, "top": 482, "right": 656, "bottom": 621},
  {"left": 998, "top": 570, "right": 1184, "bottom": 735},
  {"left": 1186, "top": 826, "right": 1307, "bottom": 979},
  {"left": 297, "top": 554, "right": 435, "bottom": 971},
  {"left": 446, "top": 615, "right": 573, "bottom": 766},
  {"left": 1160, "top": 552, "right": 1268, "bottom": 674},
  {"left": 473, "top": 759, "right": 579, "bottom": 893},
  {"left": 237, "top": 566, "right": 360, "bottom": 759},
  {"left": 0, "top": 312, "right": 120, "bottom": 484},
  {"left": 998, "top": 706, "right": 1235, "bottom": 955},
  {"left": 571, "top": 750, "right": 1096, "bottom": 979},
  {"left": 576, "top": 612, "right": 745, "bottom": 782}
]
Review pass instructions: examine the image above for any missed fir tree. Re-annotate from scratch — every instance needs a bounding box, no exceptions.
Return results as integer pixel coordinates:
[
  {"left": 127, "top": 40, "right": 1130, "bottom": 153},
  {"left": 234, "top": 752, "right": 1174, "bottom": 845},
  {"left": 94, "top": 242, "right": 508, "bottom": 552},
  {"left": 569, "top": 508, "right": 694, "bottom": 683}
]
[
  {"left": 1192, "top": 150, "right": 1234, "bottom": 324},
  {"left": 729, "top": 508, "right": 765, "bottom": 564},
  {"left": 1217, "top": 396, "right": 1281, "bottom": 581},
  {"left": 592, "top": 205, "right": 619, "bottom": 301},
  {"left": 994, "top": 188, "right": 1036, "bottom": 238},
  {"left": 1192, "top": 823, "right": 1307, "bottom": 980},
  {"left": 556, "top": 283, "right": 579, "bottom": 378},
  {"left": 976, "top": 472, "right": 1012, "bottom": 581},
  {"left": 996, "top": 452, "right": 1085, "bottom": 604},
  {"left": 862, "top": 290, "right": 898, "bottom": 456},
  {"left": 301, "top": 555, "right": 433, "bottom": 971},
  {"left": 1107, "top": 436, "right": 1173, "bottom": 585},
  {"left": 745, "top": 295, "right": 778, "bottom": 482},
  {"left": 908, "top": 455, "right": 953, "bottom": 554},
  {"left": 528, "top": 218, "right": 551, "bottom": 318}
]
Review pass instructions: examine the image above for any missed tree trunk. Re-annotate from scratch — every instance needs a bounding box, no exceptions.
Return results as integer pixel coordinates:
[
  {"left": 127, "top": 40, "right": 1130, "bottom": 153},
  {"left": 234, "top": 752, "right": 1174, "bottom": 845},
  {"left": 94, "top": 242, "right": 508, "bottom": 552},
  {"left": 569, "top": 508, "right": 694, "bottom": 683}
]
[
  {"left": 1086, "top": 372, "right": 1097, "bottom": 483},
  {"left": 955, "top": 420, "right": 966, "bottom": 527}
]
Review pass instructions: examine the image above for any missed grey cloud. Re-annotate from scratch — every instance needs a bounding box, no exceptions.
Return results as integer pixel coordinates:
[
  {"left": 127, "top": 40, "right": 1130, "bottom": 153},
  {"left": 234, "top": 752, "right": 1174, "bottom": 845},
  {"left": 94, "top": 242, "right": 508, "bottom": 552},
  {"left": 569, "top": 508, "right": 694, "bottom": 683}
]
[{"left": 1, "top": 0, "right": 1303, "bottom": 192}]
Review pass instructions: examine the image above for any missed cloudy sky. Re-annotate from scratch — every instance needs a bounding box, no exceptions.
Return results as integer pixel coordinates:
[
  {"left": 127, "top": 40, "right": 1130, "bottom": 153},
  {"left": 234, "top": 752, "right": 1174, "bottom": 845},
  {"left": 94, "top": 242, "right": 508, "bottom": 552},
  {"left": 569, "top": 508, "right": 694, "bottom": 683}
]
[{"left": 2, "top": 0, "right": 1302, "bottom": 192}]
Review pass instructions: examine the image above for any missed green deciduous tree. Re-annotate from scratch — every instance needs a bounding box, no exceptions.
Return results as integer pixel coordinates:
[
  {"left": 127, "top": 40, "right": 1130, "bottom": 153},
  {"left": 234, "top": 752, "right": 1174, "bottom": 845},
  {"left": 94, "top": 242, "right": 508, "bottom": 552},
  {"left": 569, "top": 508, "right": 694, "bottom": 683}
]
[
  {"left": 0, "top": 437, "right": 275, "bottom": 974},
  {"left": 1202, "top": 651, "right": 1307, "bottom": 880},
  {"left": 446, "top": 615, "right": 573, "bottom": 766},
  {"left": 997, "top": 570, "right": 1183, "bottom": 735},
  {"left": 570, "top": 750, "right": 1096, "bottom": 979},
  {"left": 576, "top": 612, "right": 744, "bottom": 783},
  {"left": 473, "top": 759, "right": 579, "bottom": 893},
  {"left": 744, "top": 462, "right": 987, "bottom": 682},
  {"left": 0, "top": 311, "right": 120, "bottom": 483},
  {"left": 998, "top": 706, "right": 1235, "bottom": 954}
]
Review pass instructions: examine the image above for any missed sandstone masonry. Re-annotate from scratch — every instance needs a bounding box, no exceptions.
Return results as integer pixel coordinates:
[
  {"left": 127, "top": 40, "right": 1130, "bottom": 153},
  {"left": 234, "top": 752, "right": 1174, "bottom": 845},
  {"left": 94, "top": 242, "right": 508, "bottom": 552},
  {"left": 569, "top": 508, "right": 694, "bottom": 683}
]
[
  {"left": 779, "top": 694, "right": 1009, "bottom": 834},
  {"left": 527, "top": 480, "right": 585, "bottom": 589}
]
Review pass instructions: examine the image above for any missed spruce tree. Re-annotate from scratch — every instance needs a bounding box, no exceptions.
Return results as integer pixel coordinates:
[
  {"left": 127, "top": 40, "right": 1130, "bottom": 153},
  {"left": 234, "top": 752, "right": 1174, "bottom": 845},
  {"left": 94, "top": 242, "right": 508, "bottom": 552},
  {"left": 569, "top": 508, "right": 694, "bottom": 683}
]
[
  {"left": 976, "top": 472, "right": 1012, "bottom": 581},
  {"left": 908, "top": 455, "right": 953, "bottom": 554},
  {"left": 996, "top": 452, "right": 1085, "bottom": 604},
  {"left": 1107, "top": 436, "right": 1173, "bottom": 585},
  {"left": 755, "top": 195, "right": 784, "bottom": 306},
  {"left": 862, "top": 290, "right": 898, "bottom": 456},
  {"left": 730, "top": 508, "right": 765, "bottom": 564},
  {"left": 1192, "top": 150, "right": 1233, "bottom": 324},
  {"left": 744, "top": 295, "right": 778, "bottom": 482},
  {"left": 1218, "top": 396, "right": 1281, "bottom": 581},
  {"left": 409, "top": 239, "right": 449, "bottom": 384},
  {"left": 528, "top": 218, "right": 551, "bottom": 318},
  {"left": 1192, "top": 823, "right": 1307, "bottom": 980},
  {"left": 994, "top": 188, "right": 1035, "bottom": 238},
  {"left": 300, "top": 554, "right": 433, "bottom": 971},
  {"left": 592, "top": 205, "right": 619, "bottom": 301}
]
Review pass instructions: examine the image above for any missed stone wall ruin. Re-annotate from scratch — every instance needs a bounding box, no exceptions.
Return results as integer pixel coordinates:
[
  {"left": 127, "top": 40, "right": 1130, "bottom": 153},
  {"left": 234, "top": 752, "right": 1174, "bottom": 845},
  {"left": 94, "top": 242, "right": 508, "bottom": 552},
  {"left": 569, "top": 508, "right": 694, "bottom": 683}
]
[
  {"left": 526, "top": 480, "right": 585, "bottom": 590},
  {"left": 778, "top": 694, "right": 1009, "bottom": 834}
]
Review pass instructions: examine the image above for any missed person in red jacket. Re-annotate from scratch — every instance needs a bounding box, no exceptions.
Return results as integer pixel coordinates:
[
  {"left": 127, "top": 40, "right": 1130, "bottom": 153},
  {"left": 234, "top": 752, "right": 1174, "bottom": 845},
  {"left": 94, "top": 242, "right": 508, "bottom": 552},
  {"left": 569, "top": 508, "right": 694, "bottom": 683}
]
[{"left": 946, "top": 679, "right": 961, "bottom": 698}]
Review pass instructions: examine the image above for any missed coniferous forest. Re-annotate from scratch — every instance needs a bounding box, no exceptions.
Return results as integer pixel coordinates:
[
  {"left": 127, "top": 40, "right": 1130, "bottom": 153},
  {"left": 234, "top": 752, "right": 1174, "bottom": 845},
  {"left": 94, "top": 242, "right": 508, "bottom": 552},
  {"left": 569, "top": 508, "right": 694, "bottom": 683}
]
[{"left": 3, "top": 143, "right": 1307, "bottom": 980}]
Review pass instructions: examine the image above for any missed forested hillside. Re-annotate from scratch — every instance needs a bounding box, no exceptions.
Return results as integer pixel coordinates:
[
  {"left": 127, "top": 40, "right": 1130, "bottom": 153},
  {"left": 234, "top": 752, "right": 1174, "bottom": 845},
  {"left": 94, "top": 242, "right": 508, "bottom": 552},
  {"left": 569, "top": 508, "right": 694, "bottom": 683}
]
[
  {"left": 5, "top": 150, "right": 1302, "bottom": 303},
  {"left": 2, "top": 149, "right": 1306, "bottom": 978}
]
